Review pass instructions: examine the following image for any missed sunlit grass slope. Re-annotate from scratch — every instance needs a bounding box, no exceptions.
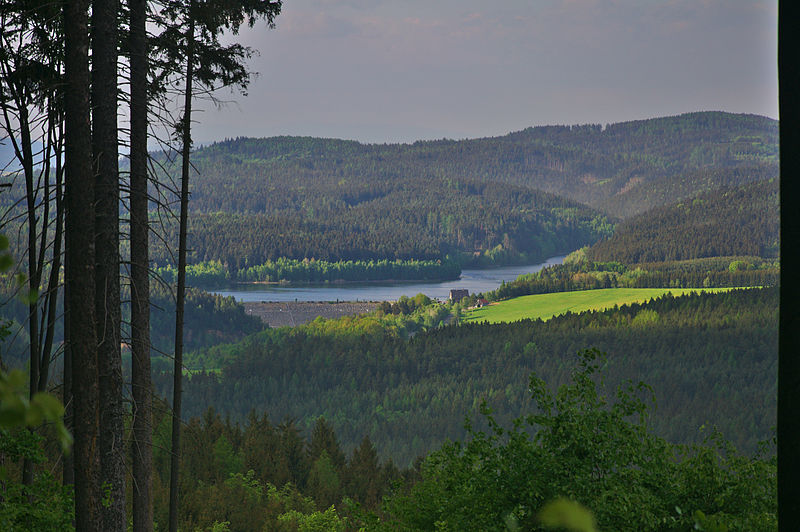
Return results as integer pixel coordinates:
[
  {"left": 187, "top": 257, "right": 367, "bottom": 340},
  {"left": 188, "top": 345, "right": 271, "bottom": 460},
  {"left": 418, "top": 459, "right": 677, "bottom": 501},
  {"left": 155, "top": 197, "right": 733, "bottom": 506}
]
[{"left": 462, "top": 287, "right": 734, "bottom": 324}]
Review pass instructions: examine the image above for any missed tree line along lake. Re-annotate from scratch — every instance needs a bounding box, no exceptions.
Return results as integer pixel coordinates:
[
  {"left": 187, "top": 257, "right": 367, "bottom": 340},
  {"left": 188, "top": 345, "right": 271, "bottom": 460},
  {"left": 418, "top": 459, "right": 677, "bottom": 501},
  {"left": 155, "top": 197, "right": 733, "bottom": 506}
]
[{"left": 213, "top": 255, "right": 565, "bottom": 303}]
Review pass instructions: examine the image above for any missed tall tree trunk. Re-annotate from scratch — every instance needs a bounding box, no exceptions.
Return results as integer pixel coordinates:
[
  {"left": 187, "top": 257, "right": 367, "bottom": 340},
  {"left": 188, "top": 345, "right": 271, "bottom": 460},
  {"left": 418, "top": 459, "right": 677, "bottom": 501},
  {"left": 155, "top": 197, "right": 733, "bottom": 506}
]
[
  {"left": 91, "top": 0, "right": 125, "bottom": 528},
  {"left": 63, "top": 0, "right": 101, "bottom": 528},
  {"left": 778, "top": 3, "right": 800, "bottom": 529},
  {"left": 168, "top": 8, "right": 195, "bottom": 532},
  {"left": 20, "top": 86, "right": 41, "bottom": 490},
  {"left": 62, "top": 227, "right": 73, "bottom": 487},
  {"left": 130, "top": 0, "right": 154, "bottom": 528},
  {"left": 38, "top": 112, "right": 64, "bottom": 396}
]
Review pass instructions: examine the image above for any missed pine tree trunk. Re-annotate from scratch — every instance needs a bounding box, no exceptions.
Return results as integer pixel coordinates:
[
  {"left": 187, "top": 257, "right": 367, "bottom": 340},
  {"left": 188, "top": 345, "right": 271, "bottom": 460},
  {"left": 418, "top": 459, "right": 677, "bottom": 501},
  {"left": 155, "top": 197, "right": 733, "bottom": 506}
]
[
  {"left": 130, "top": 0, "right": 154, "bottom": 528},
  {"left": 63, "top": 0, "right": 101, "bottom": 528},
  {"left": 91, "top": 0, "right": 125, "bottom": 528},
  {"left": 168, "top": 8, "right": 195, "bottom": 532},
  {"left": 778, "top": 3, "right": 800, "bottom": 529}
]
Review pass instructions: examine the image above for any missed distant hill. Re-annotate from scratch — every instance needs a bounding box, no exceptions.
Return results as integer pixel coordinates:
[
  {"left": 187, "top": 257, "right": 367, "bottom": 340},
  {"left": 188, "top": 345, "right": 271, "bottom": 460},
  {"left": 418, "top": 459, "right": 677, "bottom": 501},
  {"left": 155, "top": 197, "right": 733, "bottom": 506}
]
[
  {"left": 586, "top": 178, "right": 779, "bottom": 263},
  {"left": 596, "top": 163, "right": 778, "bottom": 218},
  {"left": 147, "top": 111, "right": 776, "bottom": 266},
  {"left": 186, "top": 111, "right": 777, "bottom": 216}
]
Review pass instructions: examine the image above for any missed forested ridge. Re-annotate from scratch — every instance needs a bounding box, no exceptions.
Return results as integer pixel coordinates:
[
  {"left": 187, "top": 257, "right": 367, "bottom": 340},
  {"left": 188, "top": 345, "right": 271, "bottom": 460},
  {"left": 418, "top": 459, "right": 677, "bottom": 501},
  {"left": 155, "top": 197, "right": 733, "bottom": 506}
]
[
  {"left": 152, "top": 288, "right": 777, "bottom": 466},
  {"left": 184, "top": 111, "right": 777, "bottom": 215},
  {"left": 485, "top": 177, "right": 779, "bottom": 301},
  {"left": 587, "top": 178, "right": 779, "bottom": 263},
  {"left": 597, "top": 163, "right": 778, "bottom": 218},
  {"left": 3, "top": 111, "right": 777, "bottom": 274},
  {"left": 139, "top": 111, "right": 777, "bottom": 272},
  {"left": 154, "top": 176, "right": 610, "bottom": 270}
]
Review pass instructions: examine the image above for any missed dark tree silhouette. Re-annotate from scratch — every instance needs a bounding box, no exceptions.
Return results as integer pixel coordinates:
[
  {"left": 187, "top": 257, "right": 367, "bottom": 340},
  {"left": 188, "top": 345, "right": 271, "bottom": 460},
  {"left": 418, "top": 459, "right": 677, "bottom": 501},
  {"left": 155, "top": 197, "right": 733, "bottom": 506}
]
[
  {"left": 129, "top": 0, "right": 153, "bottom": 529},
  {"left": 778, "top": 3, "right": 800, "bottom": 529},
  {"left": 63, "top": 0, "right": 101, "bottom": 528}
]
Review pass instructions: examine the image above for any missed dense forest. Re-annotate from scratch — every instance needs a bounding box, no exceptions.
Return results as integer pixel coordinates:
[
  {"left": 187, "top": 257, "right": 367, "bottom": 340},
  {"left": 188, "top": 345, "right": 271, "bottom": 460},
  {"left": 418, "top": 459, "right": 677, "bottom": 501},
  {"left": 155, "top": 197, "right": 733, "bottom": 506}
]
[
  {"left": 485, "top": 177, "right": 780, "bottom": 301},
  {"left": 597, "top": 163, "right": 778, "bottom": 218},
  {"left": 3, "top": 345, "right": 775, "bottom": 531},
  {"left": 182, "top": 111, "right": 777, "bottom": 215},
  {"left": 155, "top": 257, "right": 463, "bottom": 288},
  {"left": 587, "top": 179, "right": 779, "bottom": 263},
  {"left": 148, "top": 350, "right": 775, "bottom": 531},
  {"left": 137, "top": 111, "right": 778, "bottom": 274},
  {"left": 3, "top": 112, "right": 777, "bottom": 275},
  {"left": 151, "top": 288, "right": 777, "bottom": 466},
  {"left": 152, "top": 177, "right": 611, "bottom": 269}
]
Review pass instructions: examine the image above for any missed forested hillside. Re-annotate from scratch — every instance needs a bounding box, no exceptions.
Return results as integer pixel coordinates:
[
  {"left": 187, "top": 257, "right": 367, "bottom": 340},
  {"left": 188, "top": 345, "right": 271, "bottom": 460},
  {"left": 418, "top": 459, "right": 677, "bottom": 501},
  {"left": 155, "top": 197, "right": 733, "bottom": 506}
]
[
  {"left": 184, "top": 111, "right": 776, "bottom": 215},
  {"left": 162, "top": 179, "right": 609, "bottom": 269},
  {"left": 587, "top": 179, "right": 779, "bottom": 263},
  {"left": 142, "top": 111, "right": 776, "bottom": 270},
  {"left": 492, "top": 255, "right": 779, "bottom": 301},
  {"left": 597, "top": 163, "right": 778, "bottom": 217},
  {"left": 148, "top": 352, "right": 775, "bottom": 532},
  {"left": 153, "top": 288, "right": 777, "bottom": 465}
]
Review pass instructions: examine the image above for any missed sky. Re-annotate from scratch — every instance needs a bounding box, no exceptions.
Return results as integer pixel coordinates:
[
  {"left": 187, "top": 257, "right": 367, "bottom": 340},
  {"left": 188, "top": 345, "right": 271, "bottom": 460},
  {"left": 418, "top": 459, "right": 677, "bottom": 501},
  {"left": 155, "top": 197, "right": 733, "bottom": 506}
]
[{"left": 190, "top": 0, "right": 778, "bottom": 145}]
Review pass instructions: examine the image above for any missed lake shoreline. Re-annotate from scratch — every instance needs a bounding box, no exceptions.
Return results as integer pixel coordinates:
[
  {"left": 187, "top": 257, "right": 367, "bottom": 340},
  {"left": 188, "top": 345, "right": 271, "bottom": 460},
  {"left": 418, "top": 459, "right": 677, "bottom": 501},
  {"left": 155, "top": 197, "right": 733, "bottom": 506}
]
[
  {"left": 215, "top": 255, "right": 566, "bottom": 304},
  {"left": 230, "top": 275, "right": 460, "bottom": 288}
]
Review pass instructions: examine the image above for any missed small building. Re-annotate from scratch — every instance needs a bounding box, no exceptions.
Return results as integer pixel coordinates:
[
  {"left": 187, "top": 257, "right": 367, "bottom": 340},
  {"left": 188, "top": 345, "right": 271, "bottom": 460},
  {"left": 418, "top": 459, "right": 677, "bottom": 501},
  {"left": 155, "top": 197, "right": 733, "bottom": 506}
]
[
  {"left": 449, "top": 289, "right": 469, "bottom": 302},
  {"left": 476, "top": 298, "right": 489, "bottom": 308}
]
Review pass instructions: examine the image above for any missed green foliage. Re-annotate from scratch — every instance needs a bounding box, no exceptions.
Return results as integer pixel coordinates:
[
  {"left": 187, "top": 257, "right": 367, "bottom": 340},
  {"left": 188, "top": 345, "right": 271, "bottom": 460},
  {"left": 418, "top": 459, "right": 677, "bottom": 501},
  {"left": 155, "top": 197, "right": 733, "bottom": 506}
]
[
  {"left": 0, "top": 428, "right": 74, "bottom": 531},
  {"left": 0, "top": 236, "right": 73, "bottom": 530},
  {"left": 152, "top": 179, "right": 604, "bottom": 269},
  {"left": 148, "top": 287, "right": 265, "bottom": 370},
  {"left": 196, "top": 521, "right": 231, "bottom": 532},
  {"left": 156, "top": 258, "right": 461, "bottom": 288},
  {"left": 159, "top": 406, "right": 399, "bottom": 531},
  {"left": 0, "top": 233, "right": 13, "bottom": 271},
  {"left": 0, "top": 369, "right": 71, "bottom": 451},
  {"left": 306, "top": 452, "right": 341, "bottom": 509},
  {"left": 381, "top": 349, "right": 776, "bottom": 531},
  {"left": 537, "top": 498, "right": 598, "bottom": 532},
  {"left": 0, "top": 466, "right": 75, "bottom": 531},
  {"left": 276, "top": 506, "right": 345, "bottom": 532}
]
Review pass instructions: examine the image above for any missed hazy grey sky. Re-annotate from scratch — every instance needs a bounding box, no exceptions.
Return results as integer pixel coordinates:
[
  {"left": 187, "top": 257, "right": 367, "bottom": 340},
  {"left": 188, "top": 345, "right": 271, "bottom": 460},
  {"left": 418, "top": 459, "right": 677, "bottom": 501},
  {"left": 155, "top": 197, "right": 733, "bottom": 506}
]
[{"left": 191, "top": 0, "right": 778, "bottom": 145}]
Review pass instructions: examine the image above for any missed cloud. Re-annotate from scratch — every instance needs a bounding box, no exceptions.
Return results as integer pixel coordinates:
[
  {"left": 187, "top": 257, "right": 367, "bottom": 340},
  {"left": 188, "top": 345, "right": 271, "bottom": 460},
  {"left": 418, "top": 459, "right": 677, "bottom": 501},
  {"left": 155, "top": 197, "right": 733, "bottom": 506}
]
[
  {"left": 192, "top": 0, "right": 777, "bottom": 144},
  {"left": 278, "top": 10, "right": 358, "bottom": 39}
]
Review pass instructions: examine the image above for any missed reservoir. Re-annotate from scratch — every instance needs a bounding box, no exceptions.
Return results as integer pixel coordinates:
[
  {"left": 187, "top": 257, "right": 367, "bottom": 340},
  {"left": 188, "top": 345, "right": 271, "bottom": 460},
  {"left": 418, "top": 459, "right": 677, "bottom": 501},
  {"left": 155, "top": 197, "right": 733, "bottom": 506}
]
[{"left": 214, "top": 255, "right": 565, "bottom": 303}]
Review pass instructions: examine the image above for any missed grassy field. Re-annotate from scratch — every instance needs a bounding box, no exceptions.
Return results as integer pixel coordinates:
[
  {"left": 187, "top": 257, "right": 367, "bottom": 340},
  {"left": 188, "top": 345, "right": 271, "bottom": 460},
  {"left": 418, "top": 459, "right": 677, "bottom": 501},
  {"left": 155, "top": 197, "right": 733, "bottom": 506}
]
[{"left": 462, "top": 287, "right": 735, "bottom": 324}]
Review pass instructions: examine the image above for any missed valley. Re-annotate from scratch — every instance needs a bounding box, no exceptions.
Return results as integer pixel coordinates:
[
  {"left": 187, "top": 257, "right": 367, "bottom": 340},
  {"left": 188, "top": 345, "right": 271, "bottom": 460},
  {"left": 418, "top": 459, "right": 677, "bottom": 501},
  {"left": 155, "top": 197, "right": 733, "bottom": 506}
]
[{"left": 1, "top": 111, "right": 781, "bottom": 531}]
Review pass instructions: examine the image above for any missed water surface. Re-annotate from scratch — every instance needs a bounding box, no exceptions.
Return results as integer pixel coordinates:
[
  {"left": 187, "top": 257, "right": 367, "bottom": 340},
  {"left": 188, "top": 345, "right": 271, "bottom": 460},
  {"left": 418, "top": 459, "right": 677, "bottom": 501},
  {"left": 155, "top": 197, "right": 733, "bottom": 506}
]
[{"left": 214, "top": 255, "right": 565, "bottom": 303}]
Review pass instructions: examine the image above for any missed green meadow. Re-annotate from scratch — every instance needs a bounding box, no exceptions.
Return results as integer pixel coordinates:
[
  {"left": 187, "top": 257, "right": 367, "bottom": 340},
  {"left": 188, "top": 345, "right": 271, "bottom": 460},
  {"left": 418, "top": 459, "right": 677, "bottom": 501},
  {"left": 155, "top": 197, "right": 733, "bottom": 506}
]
[{"left": 462, "top": 287, "right": 735, "bottom": 324}]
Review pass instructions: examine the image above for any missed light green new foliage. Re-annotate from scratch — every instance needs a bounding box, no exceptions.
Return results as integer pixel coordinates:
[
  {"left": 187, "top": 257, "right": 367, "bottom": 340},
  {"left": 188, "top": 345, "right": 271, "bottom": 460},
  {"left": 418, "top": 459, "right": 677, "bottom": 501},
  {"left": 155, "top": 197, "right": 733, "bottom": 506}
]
[
  {"left": 277, "top": 506, "right": 345, "bottom": 532},
  {"left": 537, "top": 498, "right": 598, "bottom": 532},
  {"left": 463, "top": 287, "right": 734, "bottom": 324}
]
